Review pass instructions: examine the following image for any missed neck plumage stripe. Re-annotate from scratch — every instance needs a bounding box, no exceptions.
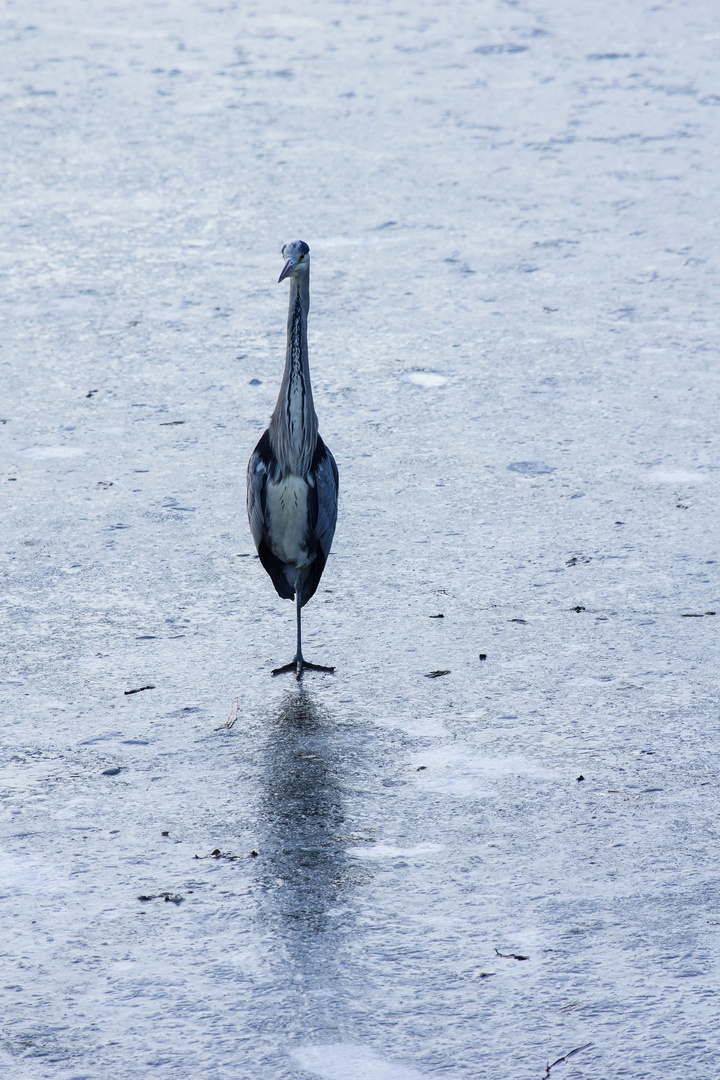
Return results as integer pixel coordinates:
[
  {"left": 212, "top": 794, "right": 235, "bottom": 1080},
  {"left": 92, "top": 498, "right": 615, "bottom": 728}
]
[
  {"left": 290, "top": 292, "right": 303, "bottom": 367},
  {"left": 269, "top": 276, "right": 318, "bottom": 477}
]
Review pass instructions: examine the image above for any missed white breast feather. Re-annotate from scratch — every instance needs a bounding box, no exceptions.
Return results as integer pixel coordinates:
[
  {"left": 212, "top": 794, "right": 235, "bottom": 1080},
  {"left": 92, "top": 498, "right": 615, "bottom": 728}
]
[{"left": 265, "top": 474, "right": 312, "bottom": 566}]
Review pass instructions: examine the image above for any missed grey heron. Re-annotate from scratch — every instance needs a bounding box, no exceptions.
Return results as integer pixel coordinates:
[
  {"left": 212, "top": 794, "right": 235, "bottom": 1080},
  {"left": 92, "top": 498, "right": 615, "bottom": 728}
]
[{"left": 246, "top": 240, "right": 339, "bottom": 679}]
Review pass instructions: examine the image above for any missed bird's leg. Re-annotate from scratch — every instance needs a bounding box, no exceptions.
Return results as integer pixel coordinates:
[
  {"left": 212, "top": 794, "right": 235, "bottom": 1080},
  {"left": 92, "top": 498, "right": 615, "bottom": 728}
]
[
  {"left": 271, "top": 579, "right": 335, "bottom": 679},
  {"left": 270, "top": 586, "right": 304, "bottom": 677},
  {"left": 296, "top": 578, "right": 302, "bottom": 664}
]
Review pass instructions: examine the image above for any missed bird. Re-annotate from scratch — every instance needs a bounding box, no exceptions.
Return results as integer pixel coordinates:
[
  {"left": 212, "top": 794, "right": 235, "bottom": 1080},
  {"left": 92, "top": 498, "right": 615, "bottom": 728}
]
[{"left": 246, "top": 240, "right": 339, "bottom": 679}]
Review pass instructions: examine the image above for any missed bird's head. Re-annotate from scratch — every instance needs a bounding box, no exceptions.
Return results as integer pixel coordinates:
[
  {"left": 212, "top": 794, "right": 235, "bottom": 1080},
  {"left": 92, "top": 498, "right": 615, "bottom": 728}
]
[{"left": 278, "top": 240, "right": 310, "bottom": 283}]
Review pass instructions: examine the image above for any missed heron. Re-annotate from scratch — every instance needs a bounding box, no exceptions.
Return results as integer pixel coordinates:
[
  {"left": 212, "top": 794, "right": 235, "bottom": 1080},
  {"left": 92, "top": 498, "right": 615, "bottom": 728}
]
[{"left": 246, "top": 240, "right": 339, "bottom": 679}]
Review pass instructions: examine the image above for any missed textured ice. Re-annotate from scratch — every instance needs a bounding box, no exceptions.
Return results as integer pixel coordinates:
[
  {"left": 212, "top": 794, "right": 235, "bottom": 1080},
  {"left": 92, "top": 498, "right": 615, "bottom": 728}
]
[
  {"left": 293, "top": 1044, "right": 432, "bottom": 1080},
  {"left": 346, "top": 843, "right": 444, "bottom": 860},
  {"left": 16, "top": 446, "right": 87, "bottom": 459},
  {"left": 1, "top": 0, "right": 720, "bottom": 1078},
  {"left": 411, "top": 746, "right": 554, "bottom": 799},
  {"left": 645, "top": 469, "right": 707, "bottom": 484}
]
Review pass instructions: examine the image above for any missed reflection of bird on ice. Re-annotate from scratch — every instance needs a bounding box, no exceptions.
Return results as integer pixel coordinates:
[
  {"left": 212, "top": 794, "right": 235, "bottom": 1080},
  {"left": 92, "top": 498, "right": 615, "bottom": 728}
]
[{"left": 247, "top": 240, "right": 339, "bottom": 680}]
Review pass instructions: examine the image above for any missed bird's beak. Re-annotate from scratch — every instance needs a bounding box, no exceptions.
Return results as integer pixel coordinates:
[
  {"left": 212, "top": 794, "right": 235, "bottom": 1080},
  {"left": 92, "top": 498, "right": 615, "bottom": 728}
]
[{"left": 278, "top": 258, "right": 295, "bottom": 283}]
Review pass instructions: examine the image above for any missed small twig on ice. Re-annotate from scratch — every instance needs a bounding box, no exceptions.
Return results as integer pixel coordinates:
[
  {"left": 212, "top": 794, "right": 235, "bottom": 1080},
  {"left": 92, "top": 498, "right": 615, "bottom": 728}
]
[
  {"left": 215, "top": 696, "right": 239, "bottom": 730},
  {"left": 542, "top": 1042, "right": 592, "bottom": 1078},
  {"left": 495, "top": 947, "right": 529, "bottom": 961},
  {"left": 137, "top": 892, "right": 184, "bottom": 905}
]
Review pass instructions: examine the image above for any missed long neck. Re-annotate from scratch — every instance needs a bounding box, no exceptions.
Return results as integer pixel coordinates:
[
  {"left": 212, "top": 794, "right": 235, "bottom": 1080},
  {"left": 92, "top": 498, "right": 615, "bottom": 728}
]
[{"left": 269, "top": 273, "right": 318, "bottom": 477}]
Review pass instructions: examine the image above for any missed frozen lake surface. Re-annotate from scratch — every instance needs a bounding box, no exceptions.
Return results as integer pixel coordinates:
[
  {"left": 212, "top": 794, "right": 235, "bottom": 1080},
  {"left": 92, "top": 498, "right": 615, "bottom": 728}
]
[{"left": 1, "top": 0, "right": 719, "bottom": 1077}]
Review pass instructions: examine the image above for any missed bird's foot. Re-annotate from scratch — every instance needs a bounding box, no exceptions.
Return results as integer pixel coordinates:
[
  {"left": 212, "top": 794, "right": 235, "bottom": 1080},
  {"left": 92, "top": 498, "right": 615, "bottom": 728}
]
[
  {"left": 300, "top": 661, "right": 335, "bottom": 675},
  {"left": 271, "top": 658, "right": 335, "bottom": 680},
  {"left": 271, "top": 660, "right": 299, "bottom": 677}
]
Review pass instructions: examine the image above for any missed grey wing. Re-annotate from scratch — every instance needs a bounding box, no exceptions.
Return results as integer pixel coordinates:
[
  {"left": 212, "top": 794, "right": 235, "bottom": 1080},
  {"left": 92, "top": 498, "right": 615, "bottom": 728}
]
[
  {"left": 246, "top": 449, "right": 267, "bottom": 551},
  {"left": 314, "top": 446, "right": 339, "bottom": 559}
]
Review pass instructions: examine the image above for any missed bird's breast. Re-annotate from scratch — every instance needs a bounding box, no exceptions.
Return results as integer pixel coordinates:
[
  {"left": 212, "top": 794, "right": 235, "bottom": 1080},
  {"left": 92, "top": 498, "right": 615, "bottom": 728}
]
[{"left": 264, "top": 474, "right": 312, "bottom": 567}]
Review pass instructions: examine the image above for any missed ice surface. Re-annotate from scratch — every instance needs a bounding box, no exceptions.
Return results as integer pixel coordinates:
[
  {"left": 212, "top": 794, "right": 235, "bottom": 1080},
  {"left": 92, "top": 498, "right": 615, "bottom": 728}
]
[
  {"left": 645, "top": 469, "right": 707, "bottom": 484},
  {"left": 346, "top": 843, "right": 444, "bottom": 860},
  {"left": 1, "top": 0, "right": 720, "bottom": 1077},
  {"left": 293, "top": 1043, "right": 431, "bottom": 1080},
  {"left": 17, "top": 446, "right": 87, "bottom": 459}
]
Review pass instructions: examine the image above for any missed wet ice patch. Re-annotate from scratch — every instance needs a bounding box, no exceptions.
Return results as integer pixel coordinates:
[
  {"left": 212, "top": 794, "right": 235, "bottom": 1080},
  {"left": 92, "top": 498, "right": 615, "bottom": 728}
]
[
  {"left": 347, "top": 843, "right": 443, "bottom": 860},
  {"left": 18, "top": 446, "right": 86, "bottom": 459},
  {"left": 405, "top": 371, "right": 447, "bottom": 387},
  {"left": 292, "top": 1043, "right": 431, "bottom": 1079},
  {"left": 645, "top": 468, "right": 706, "bottom": 484},
  {"left": 508, "top": 460, "right": 555, "bottom": 475}
]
